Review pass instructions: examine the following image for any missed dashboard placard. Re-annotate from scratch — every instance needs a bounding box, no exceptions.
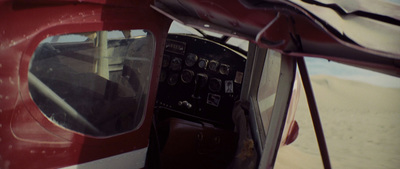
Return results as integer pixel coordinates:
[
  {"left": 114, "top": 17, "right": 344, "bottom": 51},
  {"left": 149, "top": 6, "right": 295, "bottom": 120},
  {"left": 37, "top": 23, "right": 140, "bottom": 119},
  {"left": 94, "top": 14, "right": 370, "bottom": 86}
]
[
  {"left": 207, "top": 93, "right": 221, "bottom": 107},
  {"left": 165, "top": 39, "right": 186, "bottom": 55},
  {"left": 225, "top": 80, "right": 234, "bottom": 93}
]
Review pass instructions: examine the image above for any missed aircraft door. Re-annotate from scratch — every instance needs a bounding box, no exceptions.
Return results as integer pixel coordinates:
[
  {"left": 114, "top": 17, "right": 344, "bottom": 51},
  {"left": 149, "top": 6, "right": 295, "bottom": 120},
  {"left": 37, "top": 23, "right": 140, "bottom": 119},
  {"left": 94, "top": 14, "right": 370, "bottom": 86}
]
[
  {"left": 240, "top": 45, "right": 296, "bottom": 169},
  {"left": 0, "top": 1, "right": 171, "bottom": 169}
]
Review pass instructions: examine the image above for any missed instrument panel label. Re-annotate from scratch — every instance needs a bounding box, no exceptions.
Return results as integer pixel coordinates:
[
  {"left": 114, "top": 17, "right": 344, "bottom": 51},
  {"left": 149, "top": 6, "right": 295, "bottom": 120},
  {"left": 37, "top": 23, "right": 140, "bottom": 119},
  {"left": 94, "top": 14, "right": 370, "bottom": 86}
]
[
  {"left": 207, "top": 93, "right": 221, "bottom": 107},
  {"left": 234, "top": 71, "right": 243, "bottom": 84},
  {"left": 225, "top": 80, "right": 234, "bottom": 93},
  {"left": 165, "top": 39, "right": 186, "bottom": 55}
]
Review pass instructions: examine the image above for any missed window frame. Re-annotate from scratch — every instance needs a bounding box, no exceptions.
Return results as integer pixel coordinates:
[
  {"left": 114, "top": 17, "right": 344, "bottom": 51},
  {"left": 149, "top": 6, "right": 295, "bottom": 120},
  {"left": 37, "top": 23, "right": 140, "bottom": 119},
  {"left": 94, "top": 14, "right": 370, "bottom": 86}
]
[
  {"left": 241, "top": 43, "right": 296, "bottom": 167},
  {"left": 16, "top": 7, "right": 171, "bottom": 147}
]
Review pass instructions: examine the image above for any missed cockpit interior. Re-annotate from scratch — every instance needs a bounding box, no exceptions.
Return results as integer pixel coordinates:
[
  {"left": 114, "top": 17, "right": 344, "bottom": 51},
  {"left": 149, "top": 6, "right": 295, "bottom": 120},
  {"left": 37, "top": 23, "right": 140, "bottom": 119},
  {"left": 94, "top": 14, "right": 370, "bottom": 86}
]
[
  {"left": 151, "top": 33, "right": 248, "bottom": 169},
  {"left": 27, "top": 25, "right": 261, "bottom": 169}
]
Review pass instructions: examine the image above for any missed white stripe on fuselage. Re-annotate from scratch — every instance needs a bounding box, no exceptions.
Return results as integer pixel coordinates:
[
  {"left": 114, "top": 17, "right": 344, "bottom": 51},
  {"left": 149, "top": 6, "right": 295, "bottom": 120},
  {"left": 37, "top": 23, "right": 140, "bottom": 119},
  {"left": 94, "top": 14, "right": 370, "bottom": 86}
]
[{"left": 60, "top": 147, "right": 147, "bottom": 169}]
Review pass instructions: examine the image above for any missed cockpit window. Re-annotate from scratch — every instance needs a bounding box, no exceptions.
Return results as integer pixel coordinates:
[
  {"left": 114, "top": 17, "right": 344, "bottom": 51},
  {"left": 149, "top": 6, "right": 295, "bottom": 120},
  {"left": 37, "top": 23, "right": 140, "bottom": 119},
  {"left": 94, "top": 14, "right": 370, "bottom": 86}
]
[
  {"left": 28, "top": 30, "right": 155, "bottom": 137},
  {"left": 257, "top": 50, "right": 282, "bottom": 134},
  {"left": 168, "top": 21, "right": 249, "bottom": 52}
]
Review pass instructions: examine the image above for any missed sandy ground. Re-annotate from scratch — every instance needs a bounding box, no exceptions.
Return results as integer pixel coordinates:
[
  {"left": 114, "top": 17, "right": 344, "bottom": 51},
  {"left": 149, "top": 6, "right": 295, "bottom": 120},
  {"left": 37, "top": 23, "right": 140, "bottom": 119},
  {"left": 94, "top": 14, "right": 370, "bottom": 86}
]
[{"left": 275, "top": 75, "right": 400, "bottom": 169}]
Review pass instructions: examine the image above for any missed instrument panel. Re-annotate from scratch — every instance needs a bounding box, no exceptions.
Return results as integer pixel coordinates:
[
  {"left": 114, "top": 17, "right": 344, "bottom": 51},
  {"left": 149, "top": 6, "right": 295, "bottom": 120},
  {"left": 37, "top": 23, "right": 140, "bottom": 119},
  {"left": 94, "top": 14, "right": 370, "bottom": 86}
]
[{"left": 155, "top": 34, "right": 246, "bottom": 128}]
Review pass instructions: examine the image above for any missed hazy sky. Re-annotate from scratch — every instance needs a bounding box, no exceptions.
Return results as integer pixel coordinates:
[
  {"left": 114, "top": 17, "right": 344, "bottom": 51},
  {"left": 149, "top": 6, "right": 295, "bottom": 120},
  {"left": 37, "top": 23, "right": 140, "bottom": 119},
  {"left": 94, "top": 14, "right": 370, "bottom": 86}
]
[{"left": 305, "top": 57, "right": 400, "bottom": 88}]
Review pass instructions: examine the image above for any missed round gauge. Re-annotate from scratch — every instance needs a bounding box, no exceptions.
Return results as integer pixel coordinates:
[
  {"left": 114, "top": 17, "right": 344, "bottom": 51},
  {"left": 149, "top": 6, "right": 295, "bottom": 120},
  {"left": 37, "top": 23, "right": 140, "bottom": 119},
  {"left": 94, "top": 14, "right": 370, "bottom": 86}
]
[
  {"left": 168, "top": 73, "right": 179, "bottom": 86},
  {"left": 209, "top": 78, "right": 222, "bottom": 92},
  {"left": 208, "top": 60, "right": 219, "bottom": 71},
  {"left": 162, "top": 55, "right": 171, "bottom": 68},
  {"left": 160, "top": 69, "right": 167, "bottom": 82},
  {"left": 219, "top": 64, "right": 230, "bottom": 75},
  {"left": 198, "top": 59, "right": 208, "bottom": 69},
  {"left": 185, "top": 53, "right": 198, "bottom": 67},
  {"left": 181, "top": 69, "right": 195, "bottom": 83},
  {"left": 169, "top": 57, "right": 182, "bottom": 71}
]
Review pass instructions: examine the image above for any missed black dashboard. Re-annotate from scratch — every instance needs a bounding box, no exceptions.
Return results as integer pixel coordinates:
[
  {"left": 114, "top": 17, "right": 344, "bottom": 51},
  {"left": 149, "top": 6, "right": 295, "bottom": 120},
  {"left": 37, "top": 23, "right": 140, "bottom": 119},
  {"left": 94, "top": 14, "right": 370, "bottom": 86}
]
[{"left": 155, "top": 34, "right": 247, "bottom": 128}]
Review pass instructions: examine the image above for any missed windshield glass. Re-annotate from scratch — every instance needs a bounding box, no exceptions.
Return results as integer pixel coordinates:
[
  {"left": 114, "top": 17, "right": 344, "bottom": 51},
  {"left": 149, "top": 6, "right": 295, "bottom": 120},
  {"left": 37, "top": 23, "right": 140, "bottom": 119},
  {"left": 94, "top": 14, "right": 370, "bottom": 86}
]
[
  {"left": 168, "top": 21, "right": 249, "bottom": 52},
  {"left": 29, "top": 30, "right": 155, "bottom": 137}
]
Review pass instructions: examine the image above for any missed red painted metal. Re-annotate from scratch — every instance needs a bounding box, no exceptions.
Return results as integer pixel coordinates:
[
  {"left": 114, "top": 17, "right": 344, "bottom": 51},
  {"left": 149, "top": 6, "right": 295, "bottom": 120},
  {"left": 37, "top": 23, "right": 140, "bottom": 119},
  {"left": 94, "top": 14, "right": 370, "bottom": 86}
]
[
  {"left": 284, "top": 120, "right": 299, "bottom": 145},
  {"left": 0, "top": 1, "right": 171, "bottom": 168},
  {"left": 281, "top": 73, "right": 301, "bottom": 146}
]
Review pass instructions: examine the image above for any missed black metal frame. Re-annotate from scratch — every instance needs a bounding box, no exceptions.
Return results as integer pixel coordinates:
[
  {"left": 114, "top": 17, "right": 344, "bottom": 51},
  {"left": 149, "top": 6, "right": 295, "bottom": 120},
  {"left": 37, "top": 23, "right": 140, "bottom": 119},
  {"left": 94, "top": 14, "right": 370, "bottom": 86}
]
[{"left": 297, "top": 57, "right": 332, "bottom": 169}]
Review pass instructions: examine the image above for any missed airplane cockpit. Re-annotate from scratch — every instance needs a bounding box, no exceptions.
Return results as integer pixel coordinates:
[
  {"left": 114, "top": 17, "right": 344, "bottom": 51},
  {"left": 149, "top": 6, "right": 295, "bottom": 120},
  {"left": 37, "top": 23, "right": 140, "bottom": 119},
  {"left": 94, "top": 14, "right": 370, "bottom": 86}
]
[
  {"left": 156, "top": 33, "right": 246, "bottom": 128},
  {"left": 2, "top": 0, "right": 399, "bottom": 168}
]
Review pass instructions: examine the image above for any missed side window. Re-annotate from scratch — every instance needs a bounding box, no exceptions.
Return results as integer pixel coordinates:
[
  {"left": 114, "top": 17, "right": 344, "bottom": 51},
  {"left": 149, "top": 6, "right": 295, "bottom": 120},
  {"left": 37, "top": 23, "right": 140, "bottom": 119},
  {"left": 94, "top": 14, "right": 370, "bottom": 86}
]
[
  {"left": 257, "top": 50, "right": 281, "bottom": 132},
  {"left": 28, "top": 30, "right": 155, "bottom": 137}
]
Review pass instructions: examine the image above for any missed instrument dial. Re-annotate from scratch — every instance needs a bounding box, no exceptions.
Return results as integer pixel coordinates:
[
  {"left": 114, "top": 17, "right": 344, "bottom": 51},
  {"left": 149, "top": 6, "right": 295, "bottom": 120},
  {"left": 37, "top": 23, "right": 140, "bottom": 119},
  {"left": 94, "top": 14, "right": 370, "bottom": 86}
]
[
  {"left": 209, "top": 78, "right": 222, "bottom": 92},
  {"left": 208, "top": 60, "right": 219, "bottom": 71},
  {"left": 219, "top": 64, "right": 230, "bottom": 75},
  {"left": 198, "top": 59, "right": 208, "bottom": 69},
  {"left": 169, "top": 57, "right": 182, "bottom": 71},
  {"left": 181, "top": 69, "right": 195, "bottom": 83},
  {"left": 168, "top": 73, "right": 179, "bottom": 86},
  {"left": 185, "top": 53, "right": 198, "bottom": 67}
]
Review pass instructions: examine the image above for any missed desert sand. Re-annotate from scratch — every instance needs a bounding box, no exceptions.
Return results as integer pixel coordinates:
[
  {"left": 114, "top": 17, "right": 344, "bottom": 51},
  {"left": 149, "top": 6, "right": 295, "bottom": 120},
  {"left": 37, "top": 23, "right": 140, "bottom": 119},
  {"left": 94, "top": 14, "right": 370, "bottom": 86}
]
[{"left": 275, "top": 75, "right": 400, "bottom": 169}]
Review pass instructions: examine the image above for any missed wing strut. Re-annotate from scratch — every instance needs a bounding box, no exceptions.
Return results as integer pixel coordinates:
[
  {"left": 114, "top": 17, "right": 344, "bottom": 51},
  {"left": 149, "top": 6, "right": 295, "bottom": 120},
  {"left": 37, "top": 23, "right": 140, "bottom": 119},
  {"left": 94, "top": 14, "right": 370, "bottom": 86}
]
[{"left": 297, "top": 57, "right": 332, "bottom": 169}]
